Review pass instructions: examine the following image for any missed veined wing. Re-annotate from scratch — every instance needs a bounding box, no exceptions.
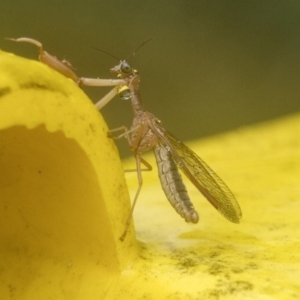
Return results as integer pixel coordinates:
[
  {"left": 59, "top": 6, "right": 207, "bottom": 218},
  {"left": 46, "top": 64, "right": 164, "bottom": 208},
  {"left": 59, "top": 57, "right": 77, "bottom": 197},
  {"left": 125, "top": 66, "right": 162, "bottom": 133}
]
[{"left": 149, "top": 120, "right": 242, "bottom": 223}]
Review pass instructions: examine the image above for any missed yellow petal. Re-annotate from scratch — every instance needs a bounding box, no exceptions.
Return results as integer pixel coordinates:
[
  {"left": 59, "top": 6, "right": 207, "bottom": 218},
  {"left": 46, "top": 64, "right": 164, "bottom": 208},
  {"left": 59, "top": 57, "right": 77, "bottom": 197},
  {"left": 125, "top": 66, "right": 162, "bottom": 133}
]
[{"left": 0, "top": 50, "right": 136, "bottom": 300}]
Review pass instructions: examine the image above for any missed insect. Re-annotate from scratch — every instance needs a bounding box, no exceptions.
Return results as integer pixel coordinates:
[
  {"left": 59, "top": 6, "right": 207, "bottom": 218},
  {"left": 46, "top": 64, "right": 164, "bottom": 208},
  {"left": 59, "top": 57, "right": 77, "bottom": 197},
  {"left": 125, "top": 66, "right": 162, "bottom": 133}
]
[
  {"left": 105, "top": 60, "right": 242, "bottom": 241},
  {"left": 8, "top": 37, "right": 242, "bottom": 240}
]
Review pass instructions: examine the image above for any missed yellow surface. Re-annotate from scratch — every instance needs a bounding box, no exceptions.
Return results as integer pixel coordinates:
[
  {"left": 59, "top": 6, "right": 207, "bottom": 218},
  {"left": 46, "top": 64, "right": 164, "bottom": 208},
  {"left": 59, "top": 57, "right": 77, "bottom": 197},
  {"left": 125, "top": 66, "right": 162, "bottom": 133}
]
[
  {"left": 0, "top": 50, "right": 135, "bottom": 300},
  {"left": 1, "top": 49, "right": 300, "bottom": 300},
  {"left": 119, "top": 113, "right": 300, "bottom": 300}
]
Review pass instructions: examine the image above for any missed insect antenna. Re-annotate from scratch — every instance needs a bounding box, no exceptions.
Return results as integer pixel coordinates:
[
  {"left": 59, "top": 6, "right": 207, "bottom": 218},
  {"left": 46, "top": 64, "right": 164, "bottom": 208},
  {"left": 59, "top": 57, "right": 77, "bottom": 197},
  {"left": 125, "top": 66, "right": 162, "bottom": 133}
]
[
  {"left": 91, "top": 46, "right": 121, "bottom": 61},
  {"left": 125, "top": 37, "right": 153, "bottom": 60},
  {"left": 92, "top": 38, "right": 154, "bottom": 62}
]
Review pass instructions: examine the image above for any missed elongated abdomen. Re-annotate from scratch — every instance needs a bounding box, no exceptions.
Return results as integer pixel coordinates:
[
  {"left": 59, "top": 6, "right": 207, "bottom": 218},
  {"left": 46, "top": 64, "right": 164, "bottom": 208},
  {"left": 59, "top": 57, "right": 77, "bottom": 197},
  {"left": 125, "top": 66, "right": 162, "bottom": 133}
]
[{"left": 153, "top": 145, "right": 199, "bottom": 223}]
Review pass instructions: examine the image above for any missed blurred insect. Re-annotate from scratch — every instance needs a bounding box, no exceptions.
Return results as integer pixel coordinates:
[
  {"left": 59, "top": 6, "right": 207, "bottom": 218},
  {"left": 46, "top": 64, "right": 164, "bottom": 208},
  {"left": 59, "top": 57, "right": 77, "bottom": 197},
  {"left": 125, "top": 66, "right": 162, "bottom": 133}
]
[{"left": 103, "top": 59, "right": 242, "bottom": 241}]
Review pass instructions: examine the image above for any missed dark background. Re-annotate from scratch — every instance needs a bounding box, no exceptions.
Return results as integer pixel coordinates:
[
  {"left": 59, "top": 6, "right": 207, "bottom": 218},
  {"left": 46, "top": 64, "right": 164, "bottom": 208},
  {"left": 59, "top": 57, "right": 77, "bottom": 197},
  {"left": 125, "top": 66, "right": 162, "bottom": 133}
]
[{"left": 1, "top": 1, "right": 300, "bottom": 157}]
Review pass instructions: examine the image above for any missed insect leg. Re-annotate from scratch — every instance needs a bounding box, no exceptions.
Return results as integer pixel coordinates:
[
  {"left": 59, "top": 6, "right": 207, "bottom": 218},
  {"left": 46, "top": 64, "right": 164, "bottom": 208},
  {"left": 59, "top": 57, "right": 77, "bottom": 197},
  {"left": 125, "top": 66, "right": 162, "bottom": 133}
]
[
  {"left": 79, "top": 77, "right": 126, "bottom": 87},
  {"left": 125, "top": 157, "right": 153, "bottom": 172},
  {"left": 108, "top": 125, "right": 140, "bottom": 141},
  {"left": 120, "top": 153, "right": 144, "bottom": 241},
  {"left": 8, "top": 37, "right": 127, "bottom": 105},
  {"left": 76, "top": 77, "right": 126, "bottom": 109},
  {"left": 7, "top": 37, "right": 80, "bottom": 84},
  {"left": 109, "top": 124, "right": 151, "bottom": 240},
  {"left": 95, "top": 87, "right": 118, "bottom": 109},
  {"left": 108, "top": 126, "right": 152, "bottom": 172}
]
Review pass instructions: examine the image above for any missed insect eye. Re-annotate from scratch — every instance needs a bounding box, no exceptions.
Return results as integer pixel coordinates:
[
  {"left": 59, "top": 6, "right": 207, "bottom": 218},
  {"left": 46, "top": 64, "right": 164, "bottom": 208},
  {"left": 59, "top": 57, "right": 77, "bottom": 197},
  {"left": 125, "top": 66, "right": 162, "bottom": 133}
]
[{"left": 120, "top": 61, "right": 133, "bottom": 75}]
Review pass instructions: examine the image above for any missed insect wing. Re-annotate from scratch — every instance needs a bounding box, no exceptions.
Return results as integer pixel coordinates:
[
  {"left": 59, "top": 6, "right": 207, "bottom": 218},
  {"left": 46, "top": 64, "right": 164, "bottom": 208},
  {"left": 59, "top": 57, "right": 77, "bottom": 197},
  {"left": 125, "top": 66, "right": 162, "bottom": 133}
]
[{"left": 150, "top": 121, "right": 242, "bottom": 223}]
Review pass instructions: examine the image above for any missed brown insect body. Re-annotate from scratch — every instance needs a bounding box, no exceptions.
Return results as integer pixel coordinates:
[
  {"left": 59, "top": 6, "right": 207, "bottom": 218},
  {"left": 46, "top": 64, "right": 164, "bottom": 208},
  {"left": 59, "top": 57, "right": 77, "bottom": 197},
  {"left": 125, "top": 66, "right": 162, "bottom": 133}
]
[
  {"left": 127, "top": 107, "right": 200, "bottom": 224},
  {"left": 111, "top": 61, "right": 242, "bottom": 240},
  {"left": 154, "top": 145, "right": 199, "bottom": 223}
]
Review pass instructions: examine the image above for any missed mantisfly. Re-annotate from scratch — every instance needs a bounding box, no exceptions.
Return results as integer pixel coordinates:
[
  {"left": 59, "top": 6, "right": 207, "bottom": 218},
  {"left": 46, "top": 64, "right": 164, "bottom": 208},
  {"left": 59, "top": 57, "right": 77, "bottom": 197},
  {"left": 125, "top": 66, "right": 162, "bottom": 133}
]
[
  {"left": 105, "top": 60, "right": 242, "bottom": 240},
  {"left": 9, "top": 37, "right": 242, "bottom": 241}
]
